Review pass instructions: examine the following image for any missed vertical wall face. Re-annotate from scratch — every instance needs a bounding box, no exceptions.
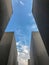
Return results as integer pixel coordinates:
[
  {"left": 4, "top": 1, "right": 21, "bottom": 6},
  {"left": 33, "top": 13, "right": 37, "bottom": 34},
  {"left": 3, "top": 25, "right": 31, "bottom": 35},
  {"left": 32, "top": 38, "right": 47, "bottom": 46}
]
[
  {"left": 0, "top": 0, "right": 12, "bottom": 40},
  {"left": 30, "top": 32, "right": 49, "bottom": 65},
  {"left": 28, "top": 59, "right": 30, "bottom": 65},
  {"left": 7, "top": 36, "right": 17, "bottom": 65},
  {"left": 32, "top": 0, "right": 49, "bottom": 55},
  {"left": 30, "top": 32, "right": 38, "bottom": 65},
  {"left": 0, "top": 32, "right": 14, "bottom": 65}
]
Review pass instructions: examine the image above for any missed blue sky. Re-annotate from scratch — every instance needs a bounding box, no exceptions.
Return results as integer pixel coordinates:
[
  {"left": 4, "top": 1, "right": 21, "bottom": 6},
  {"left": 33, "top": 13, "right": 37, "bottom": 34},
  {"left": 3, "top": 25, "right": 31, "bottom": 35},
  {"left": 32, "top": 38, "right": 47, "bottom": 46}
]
[{"left": 5, "top": 0, "right": 38, "bottom": 65}]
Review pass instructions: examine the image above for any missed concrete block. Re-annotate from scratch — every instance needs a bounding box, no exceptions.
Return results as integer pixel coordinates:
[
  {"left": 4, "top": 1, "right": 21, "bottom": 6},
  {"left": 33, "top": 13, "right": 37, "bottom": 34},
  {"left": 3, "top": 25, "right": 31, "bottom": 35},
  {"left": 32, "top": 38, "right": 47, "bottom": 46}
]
[
  {"left": 30, "top": 32, "right": 49, "bottom": 65},
  {"left": 0, "top": 32, "right": 14, "bottom": 65},
  {"left": 7, "top": 36, "right": 17, "bottom": 65},
  {"left": 28, "top": 59, "right": 30, "bottom": 65},
  {"left": 0, "top": 0, "right": 12, "bottom": 40},
  {"left": 32, "top": 0, "right": 49, "bottom": 55}
]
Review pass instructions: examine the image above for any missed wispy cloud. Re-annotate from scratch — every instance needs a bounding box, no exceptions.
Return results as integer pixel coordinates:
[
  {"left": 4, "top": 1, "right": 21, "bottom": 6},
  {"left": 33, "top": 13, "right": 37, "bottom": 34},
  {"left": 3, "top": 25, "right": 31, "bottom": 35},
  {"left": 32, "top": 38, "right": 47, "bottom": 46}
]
[
  {"left": 15, "top": 29, "right": 29, "bottom": 44},
  {"left": 19, "top": 1, "right": 24, "bottom": 6},
  {"left": 26, "top": 16, "right": 38, "bottom": 32},
  {"left": 28, "top": 12, "right": 32, "bottom": 17},
  {"left": 32, "top": 24, "right": 37, "bottom": 29},
  {"left": 31, "top": 24, "right": 38, "bottom": 31},
  {"left": 16, "top": 41, "right": 30, "bottom": 65}
]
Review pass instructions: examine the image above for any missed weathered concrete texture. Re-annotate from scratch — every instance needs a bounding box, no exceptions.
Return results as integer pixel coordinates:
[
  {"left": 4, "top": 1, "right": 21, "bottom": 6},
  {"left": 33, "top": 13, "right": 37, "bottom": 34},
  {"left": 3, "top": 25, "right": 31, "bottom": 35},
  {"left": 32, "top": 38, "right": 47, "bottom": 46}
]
[
  {"left": 32, "top": 0, "right": 49, "bottom": 55},
  {"left": 7, "top": 35, "right": 18, "bottom": 65},
  {"left": 30, "top": 32, "right": 49, "bottom": 65},
  {"left": 0, "top": 0, "right": 12, "bottom": 40},
  {"left": 0, "top": 32, "right": 14, "bottom": 65}
]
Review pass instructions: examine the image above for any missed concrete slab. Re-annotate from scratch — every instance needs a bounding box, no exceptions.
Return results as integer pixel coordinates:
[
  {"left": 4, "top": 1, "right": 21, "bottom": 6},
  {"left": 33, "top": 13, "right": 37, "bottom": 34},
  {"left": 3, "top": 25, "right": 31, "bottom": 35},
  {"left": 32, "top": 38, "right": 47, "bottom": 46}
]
[
  {"left": 32, "top": 0, "right": 49, "bottom": 55},
  {"left": 30, "top": 32, "right": 49, "bottom": 65},
  {"left": 0, "top": 0, "right": 12, "bottom": 40},
  {"left": 7, "top": 36, "right": 17, "bottom": 65},
  {"left": 0, "top": 32, "right": 14, "bottom": 65},
  {"left": 28, "top": 59, "right": 30, "bottom": 65}
]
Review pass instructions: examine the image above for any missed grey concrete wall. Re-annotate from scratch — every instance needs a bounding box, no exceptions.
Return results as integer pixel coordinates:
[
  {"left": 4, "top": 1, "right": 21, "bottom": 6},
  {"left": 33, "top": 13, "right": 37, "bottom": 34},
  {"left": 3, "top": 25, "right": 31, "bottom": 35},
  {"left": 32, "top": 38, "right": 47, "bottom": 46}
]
[
  {"left": 28, "top": 59, "right": 30, "bottom": 65},
  {"left": 0, "top": 32, "right": 14, "bottom": 65},
  {"left": 17, "top": 61, "right": 18, "bottom": 65},
  {"left": 30, "top": 32, "right": 49, "bottom": 65},
  {"left": 32, "top": 0, "right": 49, "bottom": 55},
  {"left": 7, "top": 35, "right": 17, "bottom": 65},
  {"left": 30, "top": 34, "right": 35, "bottom": 65},
  {"left": 0, "top": 0, "right": 12, "bottom": 40}
]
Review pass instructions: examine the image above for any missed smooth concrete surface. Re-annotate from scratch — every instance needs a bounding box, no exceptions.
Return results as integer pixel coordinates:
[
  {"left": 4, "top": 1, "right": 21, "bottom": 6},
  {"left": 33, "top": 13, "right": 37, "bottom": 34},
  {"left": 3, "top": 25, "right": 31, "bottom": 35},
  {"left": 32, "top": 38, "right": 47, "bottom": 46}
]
[
  {"left": 17, "top": 61, "right": 18, "bottom": 65},
  {"left": 30, "top": 32, "right": 49, "bottom": 65},
  {"left": 0, "top": 32, "right": 14, "bottom": 65},
  {"left": 32, "top": 0, "right": 49, "bottom": 55},
  {"left": 28, "top": 59, "right": 30, "bottom": 65},
  {"left": 7, "top": 36, "right": 17, "bottom": 65},
  {"left": 0, "top": 0, "right": 12, "bottom": 40}
]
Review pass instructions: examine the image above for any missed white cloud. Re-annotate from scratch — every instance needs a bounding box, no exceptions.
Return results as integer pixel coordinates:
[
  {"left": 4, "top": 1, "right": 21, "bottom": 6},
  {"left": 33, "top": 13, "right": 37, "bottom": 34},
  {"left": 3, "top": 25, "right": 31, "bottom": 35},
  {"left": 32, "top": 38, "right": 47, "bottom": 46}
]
[
  {"left": 16, "top": 42, "right": 19, "bottom": 46},
  {"left": 16, "top": 41, "right": 30, "bottom": 65},
  {"left": 15, "top": 29, "right": 30, "bottom": 65},
  {"left": 19, "top": 1, "right": 24, "bottom": 6},
  {"left": 21, "top": 45, "right": 29, "bottom": 54},
  {"left": 18, "top": 57, "right": 28, "bottom": 65}
]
